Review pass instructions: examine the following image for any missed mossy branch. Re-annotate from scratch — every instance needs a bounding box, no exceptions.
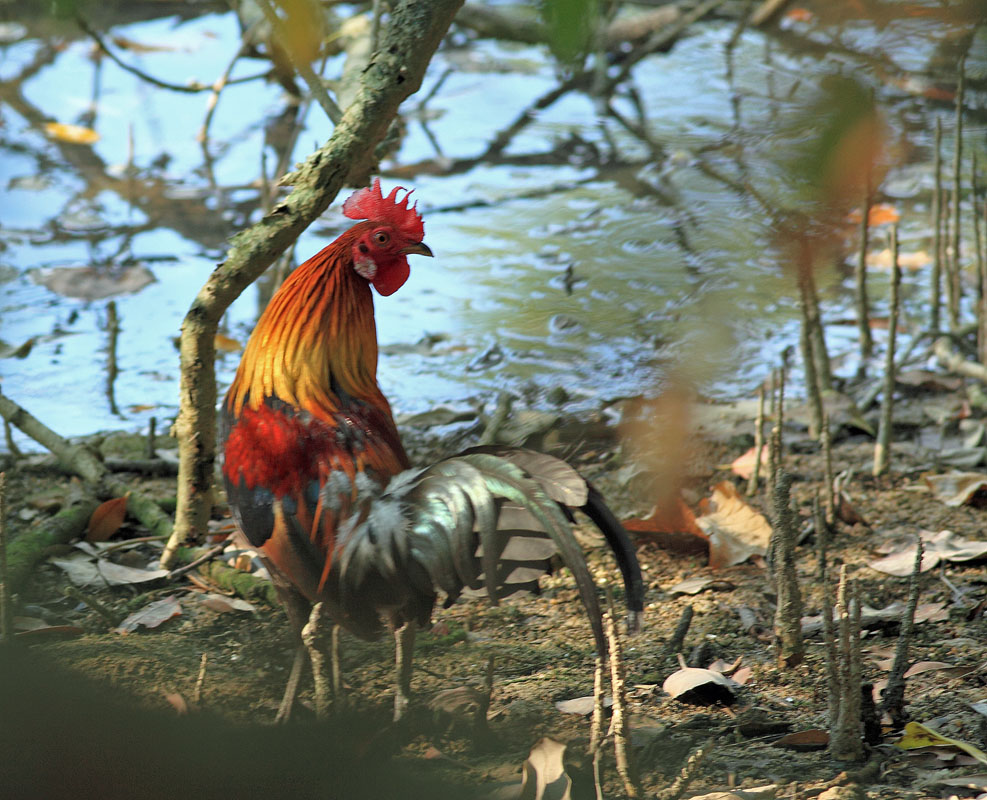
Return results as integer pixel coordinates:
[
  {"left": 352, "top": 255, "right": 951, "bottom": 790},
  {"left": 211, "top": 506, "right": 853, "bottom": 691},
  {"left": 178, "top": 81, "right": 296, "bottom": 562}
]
[{"left": 164, "top": 0, "right": 465, "bottom": 567}]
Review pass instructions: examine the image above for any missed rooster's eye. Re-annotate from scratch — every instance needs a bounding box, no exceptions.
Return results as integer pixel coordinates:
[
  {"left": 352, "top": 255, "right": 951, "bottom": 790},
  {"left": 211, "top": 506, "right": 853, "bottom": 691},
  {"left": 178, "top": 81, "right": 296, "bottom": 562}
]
[{"left": 373, "top": 231, "right": 389, "bottom": 245}]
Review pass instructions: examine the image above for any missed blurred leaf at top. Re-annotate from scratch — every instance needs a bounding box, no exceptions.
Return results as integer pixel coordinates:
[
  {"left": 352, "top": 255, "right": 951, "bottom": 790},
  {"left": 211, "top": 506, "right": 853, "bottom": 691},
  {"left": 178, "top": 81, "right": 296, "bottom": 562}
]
[
  {"left": 783, "top": 74, "right": 886, "bottom": 211},
  {"left": 539, "top": 0, "right": 600, "bottom": 64},
  {"left": 275, "top": 0, "right": 326, "bottom": 66}
]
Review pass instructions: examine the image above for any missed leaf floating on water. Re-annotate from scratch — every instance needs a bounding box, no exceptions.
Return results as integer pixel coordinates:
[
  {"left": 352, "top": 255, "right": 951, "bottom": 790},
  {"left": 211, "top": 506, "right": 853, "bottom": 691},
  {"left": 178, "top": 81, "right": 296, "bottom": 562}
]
[
  {"left": 0, "top": 337, "right": 37, "bottom": 359},
  {"left": 895, "top": 721, "right": 987, "bottom": 765},
  {"left": 43, "top": 121, "right": 100, "bottom": 145},
  {"left": 866, "top": 247, "right": 931, "bottom": 270},
  {"left": 116, "top": 596, "right": 182, "bottom": 634},
  {"left": 87, "top": 495, "right": 128, "bottom": 543},
  {"left": 32, "top": 264, "right": 156, "bottom": 301},
  {"left": 517, "top": 737, "right": 572, "bottom": 800}
]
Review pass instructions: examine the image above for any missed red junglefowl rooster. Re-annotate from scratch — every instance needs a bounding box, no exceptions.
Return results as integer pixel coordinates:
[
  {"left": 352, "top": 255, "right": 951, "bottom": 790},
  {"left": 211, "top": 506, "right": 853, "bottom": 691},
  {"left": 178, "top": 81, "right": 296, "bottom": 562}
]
[{"left": 221, "top": 179, "right": 644, "bottom": 721}]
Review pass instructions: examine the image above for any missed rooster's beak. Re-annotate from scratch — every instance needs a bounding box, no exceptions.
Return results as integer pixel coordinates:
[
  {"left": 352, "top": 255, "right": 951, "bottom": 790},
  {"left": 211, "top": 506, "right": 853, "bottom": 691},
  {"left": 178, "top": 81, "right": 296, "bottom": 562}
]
[{"left": 400, "top": 242, "right": 433, "bottom": 258}]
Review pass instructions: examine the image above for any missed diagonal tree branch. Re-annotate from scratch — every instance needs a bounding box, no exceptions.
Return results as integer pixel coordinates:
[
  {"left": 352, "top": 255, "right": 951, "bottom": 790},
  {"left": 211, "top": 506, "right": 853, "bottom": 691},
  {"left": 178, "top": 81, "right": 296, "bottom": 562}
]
[{"left": 162, "top": 0, "right": 464, "bottom": 567}]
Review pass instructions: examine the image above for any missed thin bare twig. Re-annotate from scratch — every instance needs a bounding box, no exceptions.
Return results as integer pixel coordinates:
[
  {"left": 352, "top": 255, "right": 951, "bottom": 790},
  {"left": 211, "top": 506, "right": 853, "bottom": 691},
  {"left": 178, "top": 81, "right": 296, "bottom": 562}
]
[
  {"left": 78, "top": 17, "right": 269, "bottom": 93},
  {"left": 874, "top": 225, "right": 900, "bottom": 476}
]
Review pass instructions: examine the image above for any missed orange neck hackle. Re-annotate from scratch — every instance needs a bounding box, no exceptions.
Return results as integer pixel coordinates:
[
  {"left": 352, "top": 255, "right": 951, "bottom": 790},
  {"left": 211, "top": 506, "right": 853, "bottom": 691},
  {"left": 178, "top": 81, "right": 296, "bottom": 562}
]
[{"left": 226, "top": 225, "right": 389, "bottom": 421}]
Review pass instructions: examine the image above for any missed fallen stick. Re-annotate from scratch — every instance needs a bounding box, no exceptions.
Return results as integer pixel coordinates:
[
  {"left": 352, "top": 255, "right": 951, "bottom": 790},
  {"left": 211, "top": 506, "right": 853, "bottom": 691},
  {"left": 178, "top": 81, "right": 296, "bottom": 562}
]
[{"left": 0, "top": 390, "right": 173, "bottom": 541}]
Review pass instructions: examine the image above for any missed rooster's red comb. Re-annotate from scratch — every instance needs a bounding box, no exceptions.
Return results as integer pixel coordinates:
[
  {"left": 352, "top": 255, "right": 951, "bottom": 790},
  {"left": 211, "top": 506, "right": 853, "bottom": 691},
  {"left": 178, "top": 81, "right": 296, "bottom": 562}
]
[{"left": 342, "top": 178, "right": 424, "bottom": 241}]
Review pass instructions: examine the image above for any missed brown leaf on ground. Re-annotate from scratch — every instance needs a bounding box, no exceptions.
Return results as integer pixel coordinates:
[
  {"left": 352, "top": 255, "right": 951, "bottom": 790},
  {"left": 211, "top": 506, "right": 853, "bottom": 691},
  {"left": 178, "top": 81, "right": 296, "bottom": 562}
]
[
  {"left": 774, "top": 729, "right": 829, "bottom": 751},
  {"left": 623, "top": 497, "right": 708, "bottom": 554},
  {"left": 926, "top": 473, "right": 987, "bottom": 506},
  {"left": 87, "top": 495, "right": 128, "bottom": 542},
  {"left": 696, "top": 482, "right": 771, "bottom": 569},
  {"left": 728, "top": 445, "right": 767, "bottom": 480},
  {"left": 116, "top": 596, "right": 182, "bottom": 634}
]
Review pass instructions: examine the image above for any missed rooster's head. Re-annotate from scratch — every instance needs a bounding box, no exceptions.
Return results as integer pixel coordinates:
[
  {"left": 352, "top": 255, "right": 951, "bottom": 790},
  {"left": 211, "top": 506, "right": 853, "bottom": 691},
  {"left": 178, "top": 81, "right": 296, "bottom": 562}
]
[{"left": 342, "top": 178, "right": 432, "bottom": 296}]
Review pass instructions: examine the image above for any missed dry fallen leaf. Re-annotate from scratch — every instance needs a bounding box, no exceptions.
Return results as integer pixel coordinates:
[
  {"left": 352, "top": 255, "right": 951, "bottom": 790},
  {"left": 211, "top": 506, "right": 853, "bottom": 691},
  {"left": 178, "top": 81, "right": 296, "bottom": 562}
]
[
  {"left": 622, "top": 497, "right": 708, "bottom": 554},
  {"left": 895, "top": 721, "right": 987, "bottom": 764},
  {"left": 926, "top": 473, "right": 987, "bottom": 507},
  {"left": 116, "top": 596, "right": 182, "bottom": 634},
  {"left": 554, "top": 695, "right": 613, "bottom": 715},
  {"left": 518, "top": 737, "right": 572, "bottom": 800},
  {"left": 773, "top": 729, "right": 829, "bottom": 751},
  {"left": 869, "top": 530, "right": 987, "bottom": 576},
  {"left": 87, "top": 495, "right": 128, "bottom": 543},
  {"left": 663, "top": 666, "right": 737, "bottom": 705},
  {"left": 43, "top": 121, "right": 100, "bottom": 145},
  {"left": 727, "top": 445, "right": 768, "bottom": 481},
  {"left": 199, "top": 594, "right": 257, "bottom": 613},
  {"left": 696, "top": 481, "right": 771, "bottom": 569},
  {"left": 164, "top": 691, "right": 189, "bottom": 715},
  {"left": 667, "top": 576, "right": 735, "bottom": 596}
]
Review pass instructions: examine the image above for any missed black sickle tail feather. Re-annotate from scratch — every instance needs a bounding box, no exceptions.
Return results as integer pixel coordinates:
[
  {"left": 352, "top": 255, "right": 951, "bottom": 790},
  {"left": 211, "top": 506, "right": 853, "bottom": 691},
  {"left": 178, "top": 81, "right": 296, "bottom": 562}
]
[
  {"left": 582, "top": 484, "right": 644, "bottom": 633},
  {"left": 329, "top": 453, "right": 608, "bottom": 655},
  {"left": 462, "top": 445, "right": 644, "bottom": 633}
]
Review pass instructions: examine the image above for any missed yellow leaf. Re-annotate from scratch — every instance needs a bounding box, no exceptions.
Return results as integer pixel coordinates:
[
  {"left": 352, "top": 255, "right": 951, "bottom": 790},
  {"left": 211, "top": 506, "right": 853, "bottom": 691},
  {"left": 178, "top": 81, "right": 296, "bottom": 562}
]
[
  {"left": 214, "top": 333, "right": 243, "bottom": 352},
  {"left": 43, "top": 122, "right": 100, "bottom": 145},
  {"left": 895, "top": 721, "right": 987, "bottom": 764}
]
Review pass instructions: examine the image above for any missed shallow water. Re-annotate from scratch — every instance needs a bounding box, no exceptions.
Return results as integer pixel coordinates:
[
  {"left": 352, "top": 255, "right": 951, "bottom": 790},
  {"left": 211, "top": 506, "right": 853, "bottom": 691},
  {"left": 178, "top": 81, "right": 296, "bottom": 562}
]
[{"left": 0, "top": 3, "right": 983, "bottom": 447}]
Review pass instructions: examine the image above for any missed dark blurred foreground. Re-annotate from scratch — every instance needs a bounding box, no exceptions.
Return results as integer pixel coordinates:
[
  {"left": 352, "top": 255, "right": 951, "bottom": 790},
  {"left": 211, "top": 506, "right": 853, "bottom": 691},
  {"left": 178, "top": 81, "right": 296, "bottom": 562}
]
[{"left": 0, "top": 645, "right": 476, "bottom": 800}]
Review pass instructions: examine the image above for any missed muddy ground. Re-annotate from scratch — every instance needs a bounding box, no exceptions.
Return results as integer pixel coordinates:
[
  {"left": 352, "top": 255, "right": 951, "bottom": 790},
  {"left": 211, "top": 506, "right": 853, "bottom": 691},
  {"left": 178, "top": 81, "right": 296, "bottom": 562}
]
[{"left": 3, "top": 385, "right": 987, "bottom": 800}]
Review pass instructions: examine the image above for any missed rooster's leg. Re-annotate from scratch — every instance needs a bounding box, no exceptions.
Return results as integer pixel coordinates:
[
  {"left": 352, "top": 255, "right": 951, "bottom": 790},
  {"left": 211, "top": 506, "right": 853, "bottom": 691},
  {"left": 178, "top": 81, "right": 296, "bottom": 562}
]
[
  {"left": 331, "top": 622, "right": 346, "bottom": 707},
  {"left": 272, "top": 578, "right": 314, "bottom": 723},
  {"left": 275, "top": 645, "right": 307, "bottom": 724},
  {"left": 393, "top": 620, "right": 416, "bottom": 721},
  {"left": 301, "top": 602, "right": 333, "bottom": 719}
]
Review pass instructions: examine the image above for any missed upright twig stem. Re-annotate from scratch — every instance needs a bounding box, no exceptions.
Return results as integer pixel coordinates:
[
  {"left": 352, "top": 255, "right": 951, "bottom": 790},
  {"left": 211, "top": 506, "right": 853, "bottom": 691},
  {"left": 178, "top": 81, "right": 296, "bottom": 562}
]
[
  {"left": 874, "top": 225, "right": 900, "bottom": 476},
  {"left": 0, "top": 473, "right": 10, "bottom": 643},
  {"left": 799, "top": 276, "right": 824, "bottom": 440},
  {"left": 604, "top": 611, "right": 638, "bottom": 798},
  {"left": 748, "top": 385, "right": 766, "bottom": 496},
  {"left": 829, "top": 566, "right": 864, "bottom": 760},
  {"left": 770, "top": 471, "right": 804, "bottom": 667},
  {"left": 855, "top": 183, "right": 874, "bottom": 375},
  {"left": 931, "top": 117, "right": 943, "bottom": 332},
  {"left": 105, "top": 300, "right": 121, "bottom": 417},
  {"left": 821, "top": 409, "right": 836, "bottom": 526},
  {"left": 948, "top": 58, "right": 965, "bottom": 331},
  {"left": 193, "top": 653, "right": 208, "bottom": 706},
  {"left": 973, "top": 154, "right": 986, "bottom": 365},
  {"left": 880, "top": 537, "right": 924, "bottom": 728}
]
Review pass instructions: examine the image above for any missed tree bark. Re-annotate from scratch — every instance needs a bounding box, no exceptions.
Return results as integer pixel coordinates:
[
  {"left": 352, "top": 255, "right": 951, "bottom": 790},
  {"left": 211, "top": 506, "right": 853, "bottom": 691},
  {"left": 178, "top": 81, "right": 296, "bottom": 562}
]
[{"left": 163, "top": 0, "right": 464, "bottom": 567}]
